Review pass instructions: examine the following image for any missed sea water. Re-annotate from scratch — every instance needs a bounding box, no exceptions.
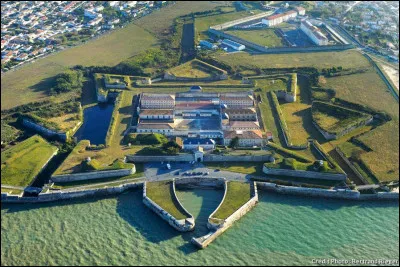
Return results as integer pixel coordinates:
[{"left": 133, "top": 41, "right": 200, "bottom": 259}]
[{"left": 1, "top": 189, "right": 398, "bottom": 266}]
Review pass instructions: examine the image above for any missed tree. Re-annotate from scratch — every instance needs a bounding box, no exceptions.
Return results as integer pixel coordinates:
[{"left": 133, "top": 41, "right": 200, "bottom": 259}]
[{"left": 229, "top": 137, "right": 240, "bottom": 149}]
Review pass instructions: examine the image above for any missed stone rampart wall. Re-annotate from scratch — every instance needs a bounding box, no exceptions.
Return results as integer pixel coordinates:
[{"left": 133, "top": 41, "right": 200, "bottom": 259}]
[
  {"left": 262, "top": 165, "right": 346, "bottom": 181},
  {"left": 22, "top": 119, "right": 67, "bottom": 141},
  {"left": 256, "top": 182, "right": 360, "bottom": 199},
  {"left": 192, "top": 181, "right": 259, "bottom": 249},
  {"left": 1, "top": 182, "right": 142, "bottom": 203},
  {"left": 142, "top": 181, "right": 195, "bottom": 232},
  {"left": 51, "top": 167, "right": 136, "bottom": 183},
  {"left": 203, "top": 154, "right": 273, "bottom": 162}
]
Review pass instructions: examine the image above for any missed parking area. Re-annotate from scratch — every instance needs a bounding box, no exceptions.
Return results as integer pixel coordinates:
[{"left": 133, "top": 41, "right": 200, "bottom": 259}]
[{"left": 144, "top": 162, "right": 250, "bottom": 182}]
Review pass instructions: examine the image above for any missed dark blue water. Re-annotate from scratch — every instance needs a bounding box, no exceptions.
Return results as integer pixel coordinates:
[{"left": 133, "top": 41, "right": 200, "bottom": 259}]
[{"left": 73, "top": 104, "right": 114, "bottom": 145}]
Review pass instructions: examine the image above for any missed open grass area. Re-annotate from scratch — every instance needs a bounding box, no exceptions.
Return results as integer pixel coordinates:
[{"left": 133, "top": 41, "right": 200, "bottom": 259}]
[
  {"left": 323, "top": 70, "right": 399, "bottom": 119},
  {"left": 204, "top": 162, "right": 264, "bottom": 176},
  {"left": 1, "top": 135, "right": 57, "bottom": 187},
  {"left": 52, "top": 164, "right": 145, "bottom": 189},
  {"left": 211, "top": 181, "right": 251, "bottom": 221},
  {"left": 146, "top": 180, "right": 188, "bottom": 220},
  {"left": 167, "top": 59, "right": 225, "bottom": 78},
  {"left": 214, "top": 50, "right": 371, "bottom": 71},
  {"left": 1, "top": 188, "right": 24, "bottom": 195},
  {"left": 47, "top": 113, "right": 81, "bottom": 132},
  {"left": 195, "top": 10, "right": 256, "bottom": 40},
  {"left": 134, "top": 1, "right": 228, "bottom": 36},
  {"left": 1, "top": 23, "right": 157, "bottom": 110},
  {"left": 354, "top": 121, "right": 399, "bottom": 183},
  {"left": 226, "top": 29, "right": 284, "bottom": 47}
]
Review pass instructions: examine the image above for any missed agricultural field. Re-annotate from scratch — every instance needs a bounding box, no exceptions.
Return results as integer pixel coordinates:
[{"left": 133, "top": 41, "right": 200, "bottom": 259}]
[
  {"left": 146, "top": 180, "right": 188, "bottom": 220},
  {"left": 1, "top": 135, "right": 58, "bottom": 187},
  {"left": 134, "top": 1, "right": 230, "bottom": 36},
  {"left": 1, "top": 23, "right": 157, "bottom": 110},
  {"left": 226, "top": 29, "right": 284, "bottom": 47},
  {"left": 211, "top": 181, "right": 251, "bottom": 222},
  {"left": 323, "top": 70, "right": 399, "bottom": 118},
  {"left": 214, "top": 50, "right": 371, "bottom": 71}
]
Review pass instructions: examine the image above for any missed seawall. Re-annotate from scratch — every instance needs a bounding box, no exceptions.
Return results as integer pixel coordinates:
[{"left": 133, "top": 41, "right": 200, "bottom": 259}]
[
  {"left": 191, "top": 181, "right": 259, "bottom": 249},
  {"left": 142, "top": 181, "right": 195, "bottom": 232},
  {"left": 262, "top": 165, "right": 347, "bottom": 181},
  {"left": 1, "top": 182, "right": 143, "bottom": 203}
]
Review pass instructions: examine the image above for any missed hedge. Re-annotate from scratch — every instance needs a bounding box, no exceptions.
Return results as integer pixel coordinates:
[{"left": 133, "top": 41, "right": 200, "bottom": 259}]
[
  {"left": 125, "top": 133, "right": 168, "bottom": 145},
  {"left": 269, "top": 91, "right": 292, "bottom": 146}
]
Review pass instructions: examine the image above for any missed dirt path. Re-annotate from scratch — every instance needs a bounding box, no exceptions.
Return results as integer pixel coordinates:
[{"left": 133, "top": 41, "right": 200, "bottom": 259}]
[{"left": 381, "top": 64, "right": 399, "bottom": 91}]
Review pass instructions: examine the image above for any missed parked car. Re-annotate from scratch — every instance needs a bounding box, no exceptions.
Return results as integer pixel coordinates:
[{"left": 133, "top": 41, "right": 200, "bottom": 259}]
[{"left": 215, "top": 169, "right": 220, "bottom": 172}]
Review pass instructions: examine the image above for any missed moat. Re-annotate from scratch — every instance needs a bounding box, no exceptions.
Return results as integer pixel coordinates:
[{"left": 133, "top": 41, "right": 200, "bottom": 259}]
[{"left": 73, "top": 104, "right": 114, "bottom": 145}]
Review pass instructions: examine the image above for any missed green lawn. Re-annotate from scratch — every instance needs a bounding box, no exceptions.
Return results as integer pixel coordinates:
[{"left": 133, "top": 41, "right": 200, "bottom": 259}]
[
  {"left": 146, "top": 180, "right": 188, "bottom": 220},
  {"left": 214, "top": 50, "right": 371, "bottom": 71},
  {"left": 204, "top": 162, "right": 264, "bottom": 176},
  {"left": 1, "top": 23, "right": 157, "bottom": 110},
  {"left": 226, "top": 29, "right": 284, "bottom": 47},
  {"left": 1, "top": 135, "right": 58, "bottom": 187},
  {"left": 211, "top": 181, "right": 252, "bottom": 222}
]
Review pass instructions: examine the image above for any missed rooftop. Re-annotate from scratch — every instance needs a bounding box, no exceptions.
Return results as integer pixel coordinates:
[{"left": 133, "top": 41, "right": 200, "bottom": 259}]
[{"left": 224, "top": 130, "right": 263, "bottom": 139}]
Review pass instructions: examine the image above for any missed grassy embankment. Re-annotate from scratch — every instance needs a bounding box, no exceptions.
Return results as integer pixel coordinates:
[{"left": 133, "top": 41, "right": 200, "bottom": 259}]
[
  {"left": 211, "top": 181, "right": 252, "bottom": 223},
  {"left": 146, "top": 180, "right": 188, "bottom": 220},
  {"left": 323, "top": 71, "right": 399, "bottom": 183},
  {"left": 1, "top": 24, "right": 157, "bottom": 110},
  {"left": 1, "top": 135, "right": 58, "bottom": 187}
]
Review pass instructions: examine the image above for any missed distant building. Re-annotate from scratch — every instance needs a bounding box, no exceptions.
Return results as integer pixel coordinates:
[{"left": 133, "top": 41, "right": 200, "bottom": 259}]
[
  {"left": 199, "top": 40, "right": 218, "bottom": 50},
  {"left": 300, "top": 20, "right": 329, "bottom": 45},
  {"left": 262, "top": 10, "right": 297, "bottom": 26},
  {"left": 221, "top": 39, "right": 245, "bottom": 51},
  {"left": 295, "top": 6, "right": 306, "bottom": 16}
]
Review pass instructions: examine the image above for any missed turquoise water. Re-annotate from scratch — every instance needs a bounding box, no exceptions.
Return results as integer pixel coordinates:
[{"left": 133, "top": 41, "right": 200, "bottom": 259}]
[{"left": 1, "top": 189, "right": 399, "bottom": 266}]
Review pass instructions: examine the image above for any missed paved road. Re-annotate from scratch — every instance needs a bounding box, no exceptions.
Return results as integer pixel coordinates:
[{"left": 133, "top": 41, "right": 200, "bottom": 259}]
[{"left": 144, "top": 162, "right": 252, "bottom": 182}]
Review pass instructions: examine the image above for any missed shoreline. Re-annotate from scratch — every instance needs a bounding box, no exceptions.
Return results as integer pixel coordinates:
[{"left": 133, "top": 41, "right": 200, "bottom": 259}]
[{"left": 2, "top": 179, "right": 398, "bottom": 204}]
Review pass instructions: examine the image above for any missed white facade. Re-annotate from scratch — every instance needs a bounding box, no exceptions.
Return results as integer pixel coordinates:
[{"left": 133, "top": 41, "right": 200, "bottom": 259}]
[{"left": 300, "top": 20, "right": 329, "bottom": 46}]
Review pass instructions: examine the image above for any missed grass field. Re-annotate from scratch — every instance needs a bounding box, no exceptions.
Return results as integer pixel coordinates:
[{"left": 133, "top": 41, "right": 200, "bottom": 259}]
[
  {"left": 323, "top": 70, "right": 399, "bottom": 118},
  {"left": 167, "top": 59, "right": 224, "bottom": 78},
  {"left": 195, "top": 10, "right": 257, "bottom": 40},
  {"left": 47, "top": 113, "right": 81, "bottom": 132},
  {"left": 1, "top": 135, "right": 57, "bottom": 187},
  {"left": 226, "top": 29, "right": 284, "bottom": 47},
  {"left": 135, "top": 1, "right": 229, "bottom": 36},
  {"left": 146, "top": 180, "right": 188, "bottom": 220},
  {"left": 204, "top": 162, "right": 264, "bottom": 176},
  {"left": 355, "top": 121, "right": 399, "bottom": 183},
  {"left": 1, "top": 23, "right": 157, "bottom": 110},
  {"left": 211, "top": 181, "right": 251, "bottom": 222},
  {"left": 214, "top": 50, "right": 371, "bottom": 71}
]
